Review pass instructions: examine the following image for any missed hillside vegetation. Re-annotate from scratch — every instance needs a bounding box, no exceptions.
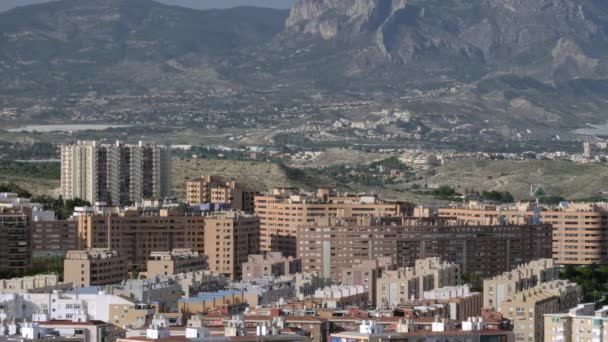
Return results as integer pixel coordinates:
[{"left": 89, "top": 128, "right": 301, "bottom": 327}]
[{"left": 427, "top": 160, "right": 608, "bottom": 200}]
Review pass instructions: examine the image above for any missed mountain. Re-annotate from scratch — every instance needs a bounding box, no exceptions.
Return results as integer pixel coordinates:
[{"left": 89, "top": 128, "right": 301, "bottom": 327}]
[
  {"left": 1, "top": 0, "right": 608, "bottom": 142},
  {"left": 274, "top": 0, "right": 608, "bottom": 129},
  {"left": 0, "top": 0, "right": 287, "bottom": 95},
  {"left": 0, "top": 0, "right": 293, "bottom": 12}
]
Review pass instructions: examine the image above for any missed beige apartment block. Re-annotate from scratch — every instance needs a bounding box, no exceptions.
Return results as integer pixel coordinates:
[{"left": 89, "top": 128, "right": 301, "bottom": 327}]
[
  {"left": 341, "top": 257, "right": 394, "bottom": 306},
  {"left": 146, "top": 249, "right": 208, "bottom": 278},
  {"left": 297, "top": 216, "right": 552, "bottom": 281},
  {"left": 376, "top": 257, "right": 460, "bottom": 309},
  {"left": 64, "top": 249, "right": 129, "bottom": 287},
  {"left": 439, "top": 201, "right": 608, "bottom": 265},
  {"left": 483, "top": 259, "right": 560, "bottom": 309},
  {"left": 186, "top": 175, "right": 258, "bottom": 212},
  {"left": 423, "top": 285, "right": 483, "bottom": 322},
  {"left": 498, "top": 280, "right": 581, "bottom": 342},
  {"left": 0, "top": 274, "right": 61, "bottom": 293},
  {"left": 242, "top": 252, "right": 301, "bottom": 281},
  {"left": 255, "top": 187, "right": 412, "bottom": 256},
  {"left": 109, "top": 303, "right": 156, "bottom": 330},
  {"left": 61, "top": 140, "right": 171, "bottom": 204},
  {"left": 545, "top": 303, "right": 608, "bottom": 342}
]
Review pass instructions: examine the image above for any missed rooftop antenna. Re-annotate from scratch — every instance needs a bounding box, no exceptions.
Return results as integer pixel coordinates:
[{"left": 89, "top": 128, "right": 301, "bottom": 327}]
[{"left": 530, "top": 184, "right": 545, "bottom": 206}]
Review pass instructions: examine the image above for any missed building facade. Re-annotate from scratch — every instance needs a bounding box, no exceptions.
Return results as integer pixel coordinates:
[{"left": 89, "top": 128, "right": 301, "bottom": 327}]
[
  {"left": 204, "top": 212, "right": 260, "bottom": 279},
  {"left": 545, "top": 303, "right": 608, "bottom": 342},
  {"left": 186, "top": 175, "right": 259, "bottom": 213},
  {"left": 423, "top": 285, "right": 483, "bottom": 322},
  {"left": 255, "top": 188, "right": 411, "bottom": 256},
  {"left": 76, "top": 209, "right": 206, "bottom": 271},
  {"left": 340, "top": 258, "right": 394, "bottom": 306},
  {"left": 61, "top": 141, "right": 171, "bottom": 204},
  {"left": 31, "top": 219, "right": 78, "bottom": 257},
  {"left": 146, "top": 249, "right": 208, "bottom": 278},
  {"left": 76, "top": 208, "right": 259, "bottom": 279},
  {"left": 439, "top": 202, "right": 608, "bottom": 265},
  {"left": 64, "top": 249, "right": 129, "bottom": 287},
  {"left": 297, "top": 216, "right": 553, "bottom": 281},
  {"left": 483, "top": 258, "right": 560, "bottom": 309},
  {"left": 242, "top": 252, "right": 301, "bottom": 281},
  {"left": 376, "top": 258, "right": 460, "bottom": 309},
  {"left": 0, "top": 207, "right": 31, "bottom": 273},
  {"left": 497, "top": 280, "right": 580, "bottom": 342}
]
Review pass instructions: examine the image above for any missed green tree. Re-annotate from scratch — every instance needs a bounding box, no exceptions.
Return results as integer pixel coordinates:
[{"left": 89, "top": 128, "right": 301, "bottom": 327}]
[{"left": 462, "top": 273, "right": 483, "bottom": 292}]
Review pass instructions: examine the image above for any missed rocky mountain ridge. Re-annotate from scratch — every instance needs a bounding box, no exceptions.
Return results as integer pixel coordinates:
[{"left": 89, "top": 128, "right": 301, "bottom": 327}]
[{"left": 1, "top": 0, "right": 608, "bottom": 138}]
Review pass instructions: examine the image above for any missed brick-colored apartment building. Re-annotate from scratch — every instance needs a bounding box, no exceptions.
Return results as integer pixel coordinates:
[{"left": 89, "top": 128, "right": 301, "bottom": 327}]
[
  {"left": 242, "top": 252, "right": 301, "bottom": 281},
  {"left": 255, "top": 188, "right": 412, "bottom": 256},
  {"left": 186, "top": 176, "right": 259, "bottom": 212},
  {"left": 297, "top": 216, "right": 553, "bottom": 281},
  {"left": 204, "top": 212, "right": 260, "bottom": 279},
  {"left": 439, "top": 201, "right": 608, "bottom": 265},
  {"left": 76, "top": 209, "right": 207, "bottom": 271},
  {"left": 31, "top": 220, "right": 78, "bottom": 257},
  {"left": 76, "top": 208, "right": 260, "bottom": 279},
  {"left": 0, "top": 207, "right": 31, "bottom": 273}
]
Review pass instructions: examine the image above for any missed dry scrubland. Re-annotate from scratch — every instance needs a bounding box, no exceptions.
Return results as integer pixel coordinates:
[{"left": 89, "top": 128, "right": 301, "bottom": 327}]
[
  {"left": 427, "top": 160, "right": 608, "bottom": 200},
  {"left": 3, "top": 159, "right": 605, "bottom": 202}
]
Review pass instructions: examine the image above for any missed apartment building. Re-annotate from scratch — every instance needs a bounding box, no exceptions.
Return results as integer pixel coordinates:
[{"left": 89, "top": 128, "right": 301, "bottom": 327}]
[
  {"left": 63, "top": 249, "right": 129, "bottom": 287},
  {"left": 313, "top": 285, "right": 369, "bottom": 309},
  {"left": 242, "top": 252, "right": 301, "bottom": 281},
  {"left": 255, "top": 188, "right": 412, "bottom": 256},
  {"left": 545, "top": 303, "right": 608, "bottom": 342},
  {"left": 376, "top": 258, "right": 460, "bottom": 309},
  {"left": 186, "top": 175, "right": 259, "bottom": 212},
  {"left": 204, "top": 212, "right": 260, "bottom": 279},
  {"left": 146, "top": 249, "right": 208, "bottom": 278},
  {"left": 76, "top": 208, "right": 207, "bottom": 271},
  {"left": 423, "top": 285, "right": 483, "bottom": 322},
  {"left": 76, "top": 208, "right": 259, "bottom": 279},
  {"left": 0, "top": 274, "right": 62, "bottom": 293},
  {"left": 31, "top": 219, "right": 77, "bottom": 257},
  {"left": 61, "top": 140, "right": 171, "bottom": 204},
  {"left": 439, "top": 201, "right": 608, "bottom": 265},
  {"left": 483, "top": 258, "right": 560, "bottom": 309},
  {"left": 0, "top": 207, "right": 31, "bottom": 273},
  {"left": 497, "top": 280, "right": 580, "bottom": 342},
  {"left": 0, "top": 290, "right": 139, "bottom": 322},
  {"left": 340, "top": 258, "right": 394, "bottom": 306},
  {"left": 297, "top": 216, "right": 553, "bottom": 282}
]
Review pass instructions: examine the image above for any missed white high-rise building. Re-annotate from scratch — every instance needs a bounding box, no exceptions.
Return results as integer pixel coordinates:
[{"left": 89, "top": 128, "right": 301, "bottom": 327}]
[{"left": 61, "top": 141, "right": 171, "bottom": 204}]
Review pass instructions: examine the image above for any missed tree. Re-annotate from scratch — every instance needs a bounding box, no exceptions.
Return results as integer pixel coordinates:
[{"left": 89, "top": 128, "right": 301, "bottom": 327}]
[
  {"left": 0, "top": 183, "right": 32, "bottom": 198},
  {"left": 480, "top": 190, "right": 515, "bottom": 203},
  {"left": 462, "top": 273, "right": 483, "bottom": 292}
]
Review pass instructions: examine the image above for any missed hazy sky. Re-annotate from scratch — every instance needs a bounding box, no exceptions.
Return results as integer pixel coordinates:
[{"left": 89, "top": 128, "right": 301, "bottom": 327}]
[{"left": 0, "top": 0, "right": 293, "bottom": 12}]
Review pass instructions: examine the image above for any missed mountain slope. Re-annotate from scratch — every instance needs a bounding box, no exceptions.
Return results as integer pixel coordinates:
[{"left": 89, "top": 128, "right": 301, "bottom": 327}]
[
  {"left": 1, "top": 0, "right": 608, "bottom": 138},
  {"left": 0, "top": 0, "right": 287, "bottom": 95},
  {"left": 250, "top": 0, "right": 608, "bottom": 131}
]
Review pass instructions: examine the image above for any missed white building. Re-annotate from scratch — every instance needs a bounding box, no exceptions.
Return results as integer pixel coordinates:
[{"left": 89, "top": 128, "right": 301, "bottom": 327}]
[
  {"left": 0, "top": 290, "right": 136, "bottom": 322},
  {"left": 60, "top": 141, "right": 171, "bottom": 204}
]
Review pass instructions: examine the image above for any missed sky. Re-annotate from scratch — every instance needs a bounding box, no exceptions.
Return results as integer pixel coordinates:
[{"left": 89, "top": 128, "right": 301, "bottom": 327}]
[{"left": 0, "top": 0, "right": 293, "bottom": 12}]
